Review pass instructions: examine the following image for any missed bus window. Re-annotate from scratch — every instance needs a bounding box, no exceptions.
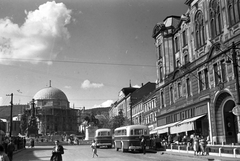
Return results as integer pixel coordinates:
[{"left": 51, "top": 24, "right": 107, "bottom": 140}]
[
  {"left": 131, "top": 129, "right": 133, "bottom": 135},
  {"left": 100, "top": 131, "right": 109, "bottom": 136},
  {"left": 134, "top": 129, "right": 143, "bottom": 135},
  {"left": 123, "top": 130, "right": 126, "bottom": 135},
  {"left": 144, "top": 129, "right": 148, "bottom": 135}
]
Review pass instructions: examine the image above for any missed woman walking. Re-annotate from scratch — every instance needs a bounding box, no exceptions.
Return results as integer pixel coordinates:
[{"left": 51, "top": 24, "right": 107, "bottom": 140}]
[
  {"left": 50, "top": 140, "right": 64, "bottom": 161},
  {"left": 193, "top": 134, "right": 200, "bottom": 156},
  {"left": 90, "top": 140, "right": 98, "bottom": 158}
]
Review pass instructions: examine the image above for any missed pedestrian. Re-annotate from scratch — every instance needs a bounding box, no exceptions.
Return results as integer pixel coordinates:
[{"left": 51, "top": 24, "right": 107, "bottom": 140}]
[
  {"left": 90, "top": 140, "right": 98, "bottom": 158},
  {"left": 140, "top": 135, "right": 146, "bottom": 154},
  {"left": 0, "top": 144, "right": 10, "bottom": 161},
  {"left": 50, "top": 140, "right": 64, "bottom": 161},
  {"left": 193, "top": 134, "right": 199, "bottom": 156},
  {"left": 30, "top": 139, "right": 34, "bottom": 148},
  {"left": 23, "top": 138, "right": 26, "bottom": 148},
  {"left": 7, "top": 139, "right": 15, "bottom": 161},
  {"left": 2, "top": 138, "right": 8, "bottom": 154},
  {"left": 199, "top": 136, "right": 206, "bottom": 155}
]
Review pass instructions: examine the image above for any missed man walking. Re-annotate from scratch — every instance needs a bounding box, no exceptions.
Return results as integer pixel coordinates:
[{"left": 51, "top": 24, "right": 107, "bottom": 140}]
[
  {"left": 140, "top": 135, "right": 146, "bottom": 154},
  {"left": 7, "top": 139, "right": 15, "bottom": 161}
]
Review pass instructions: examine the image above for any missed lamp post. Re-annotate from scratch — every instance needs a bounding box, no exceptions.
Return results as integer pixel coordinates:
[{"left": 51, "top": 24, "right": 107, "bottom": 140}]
[
  {"left": 6, "top": 93, "right": 13, "bottom": 137},
  {"left": 232, "top": 42, "right": 240, "bottom": 105},
  {"left": 231, "top": 42, "right": 240, "bottom": 143}
]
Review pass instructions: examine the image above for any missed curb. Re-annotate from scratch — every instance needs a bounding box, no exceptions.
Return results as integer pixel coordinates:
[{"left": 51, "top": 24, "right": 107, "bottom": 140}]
[{"left": 161, "top": 151, "right": 239, "bottom": 161}]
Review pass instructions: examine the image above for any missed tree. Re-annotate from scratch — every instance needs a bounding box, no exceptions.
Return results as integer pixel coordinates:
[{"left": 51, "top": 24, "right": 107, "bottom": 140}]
[
  {"left": 20, "top": 110, "right": 28, "bottom": 135},
  {"left": 109, "top": 114, "right": 131, "bottom": 130}
]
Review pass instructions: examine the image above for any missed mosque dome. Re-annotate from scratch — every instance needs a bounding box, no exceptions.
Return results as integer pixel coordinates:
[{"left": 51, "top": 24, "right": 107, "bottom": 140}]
[{"left": 33, "top": 86, "right": 68, "bottom": 101}]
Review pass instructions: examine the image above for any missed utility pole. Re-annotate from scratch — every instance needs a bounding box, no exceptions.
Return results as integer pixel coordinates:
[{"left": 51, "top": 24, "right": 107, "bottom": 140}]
[{"left": 6, "top": 93, "right": 13, "bottom": 137}]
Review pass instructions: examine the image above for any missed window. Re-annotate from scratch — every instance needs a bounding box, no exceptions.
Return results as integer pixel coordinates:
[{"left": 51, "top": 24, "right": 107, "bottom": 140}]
[
  {"left": 198, "top": 71, "right": 203, "bottom": 91},
  {"left": 161, "top": 91, "right": 164, "bottom": 108},
  {"left": 176, "top": 59, "right": 180, "bottom": 68},
  {"left": 214, "top": 63, "right": 221, "bottom": 85},
  {"left": 184, "top": 54, "right": 189, "bottom": 64},
  {"left": 182, "top": 30, "right": 188, "bottom": 47},
  {"left": 209, "top": 0, "right": 222, "bottom": 38},
  {"left": 175, "top": 37, "right": 179, "bottom": 52},
  {"left": 204, "top": 68, "right": 209, "bottom": 89},
  {"left": 195, "top": 11, "right": 205, "bottom": 48},
  {"left": 186, "top": 78, "right": 191, "bottom": 97},
  {"left": 158, "top": 44, "right": 162, "bottom": 59},
  {"left": 177, "top": 82, "right": 181, "bottom": 98},
  {"left": 227, "top": 0, "right": 240, "bottom": 26},
  {"left": 220, "top": 60, "right": 226, "bottom": 82},
  {"left": 170, "top": 86, "right": 174, "bottom": 103},
  {"left": 159, "top": 66, "right": 163, "bottom": 82}
]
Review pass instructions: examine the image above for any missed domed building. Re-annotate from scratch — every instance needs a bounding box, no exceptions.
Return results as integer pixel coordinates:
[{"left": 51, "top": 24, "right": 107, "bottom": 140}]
[{"left": 31, "top": 85, "right": 79, "bottom": 135}]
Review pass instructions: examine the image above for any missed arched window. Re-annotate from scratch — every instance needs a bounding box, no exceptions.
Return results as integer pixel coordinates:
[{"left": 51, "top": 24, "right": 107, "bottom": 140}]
[
  {"left": 227, "top": 0, "right": 240, "bottom": 26},
  {"left": 209, "top": 0, "right": 222, "bottom": 38},
  {"left": 195, "top": 11, "right": 205, "bottom": 48}
]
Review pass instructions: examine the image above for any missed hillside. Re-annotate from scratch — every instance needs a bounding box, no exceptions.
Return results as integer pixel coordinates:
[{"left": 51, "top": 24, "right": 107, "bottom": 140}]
[{"left": 0, "top": 104, "right": 29, "bottom": 119}]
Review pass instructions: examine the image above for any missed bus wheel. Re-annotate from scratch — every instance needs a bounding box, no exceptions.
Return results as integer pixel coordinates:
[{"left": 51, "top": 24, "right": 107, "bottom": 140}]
[{"left": 116, "top": 148, "right": 119, "bottom": 151}]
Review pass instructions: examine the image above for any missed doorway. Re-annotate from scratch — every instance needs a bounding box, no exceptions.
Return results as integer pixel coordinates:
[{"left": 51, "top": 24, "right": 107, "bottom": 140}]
[{"left": 223, "top": 100, "right": 237, "bottom": 144}]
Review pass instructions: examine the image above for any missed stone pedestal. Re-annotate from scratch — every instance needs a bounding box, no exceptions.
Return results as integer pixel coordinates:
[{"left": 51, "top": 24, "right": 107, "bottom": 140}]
[{"left": 85, "top": 126, "right": 97, "bottom": 140}]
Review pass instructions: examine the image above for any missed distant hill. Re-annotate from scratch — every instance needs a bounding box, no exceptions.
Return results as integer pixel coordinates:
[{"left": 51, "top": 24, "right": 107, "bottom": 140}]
[{"left": 0, "top": 104, "right": 29, "bottom": 119}]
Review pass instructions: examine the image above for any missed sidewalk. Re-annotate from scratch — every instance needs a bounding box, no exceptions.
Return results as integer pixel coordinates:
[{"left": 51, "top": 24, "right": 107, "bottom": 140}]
[{"left": 160, "top": 150, "right": 240, "bottom": 161}]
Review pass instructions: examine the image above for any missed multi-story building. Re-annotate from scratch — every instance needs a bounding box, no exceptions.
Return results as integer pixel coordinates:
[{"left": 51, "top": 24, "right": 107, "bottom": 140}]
[
  {"left": 152, "top": 0, "right": 240, "bottom": 144},
  {"left": 131, "top": 82, "right": 156, "bottom": 125},
  {"left": 109, "top": 84, "right": 138, "bottom": 119},
  {"left": 142, "top": 90, "right": 157, "bottom": 133}
]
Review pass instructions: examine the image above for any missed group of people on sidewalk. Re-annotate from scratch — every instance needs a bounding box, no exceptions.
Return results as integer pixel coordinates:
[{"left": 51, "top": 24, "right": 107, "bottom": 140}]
[
  {"left": 0, "top": 138, "right": 15, "bottom": 161},
  {"left": 192, "top": 133, "right": 208, "bottom": 156}
]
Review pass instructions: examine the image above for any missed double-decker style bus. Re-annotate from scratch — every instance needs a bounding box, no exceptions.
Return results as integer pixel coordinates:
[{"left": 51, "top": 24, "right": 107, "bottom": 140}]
[
  {"left": 114, "top": 125, "right": 150, "bottom": 152},
  {"left": 94, "top": 128, "right": 113, "bottom": 148}
]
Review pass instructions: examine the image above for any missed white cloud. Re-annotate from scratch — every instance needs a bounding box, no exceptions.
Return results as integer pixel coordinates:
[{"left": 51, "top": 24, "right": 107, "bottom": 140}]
[
  {"left": 133, "top": 84, "right": 140, "bottom": 88},
  {"left": 91, "top": 100, "right": 114, "bottom": 108},
  {"left": 0, "top": 1, "right": 72, "bottom": 65},
  {"left": 64, "top": 85, "right": 71, "bottom": 89},
  {"left": 81, "top": 80, "right": 104, "bottom": 89}
]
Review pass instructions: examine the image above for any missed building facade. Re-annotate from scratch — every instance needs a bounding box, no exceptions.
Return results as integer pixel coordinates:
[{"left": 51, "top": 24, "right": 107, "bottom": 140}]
[
  {"left": 131, "top": 82, "right": 156, "bottom": 127},
  {"left": 109, "top": 85, "right": 138, "bottom": 119},
  {"left": 152, "top": 0, "right": 240, "bottom": 144}
]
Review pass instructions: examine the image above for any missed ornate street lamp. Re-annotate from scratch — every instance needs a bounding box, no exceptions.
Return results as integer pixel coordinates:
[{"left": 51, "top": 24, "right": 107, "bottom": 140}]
[
  {"left": 228, "top": 42, "right": 240, "bottom": 143},
  {"left": 231, "top": 42, "right": 240, "bottom": 115}
]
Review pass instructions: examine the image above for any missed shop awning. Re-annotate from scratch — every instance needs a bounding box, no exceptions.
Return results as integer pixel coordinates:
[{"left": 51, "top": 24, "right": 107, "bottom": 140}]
[
  {"left": 170, "top": 114, "right": 206, "bottom": 134},
  {"left": 150, "top": 121, "right": 181, "bottom": 134}
]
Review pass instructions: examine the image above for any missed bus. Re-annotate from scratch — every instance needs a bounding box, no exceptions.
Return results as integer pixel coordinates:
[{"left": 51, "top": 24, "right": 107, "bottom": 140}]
[
  {"left": 94, "top": 128, "right": 113, "bottom": 148},
  {"left": 114, "top": 125, "right": 150, "bottom": 152}
]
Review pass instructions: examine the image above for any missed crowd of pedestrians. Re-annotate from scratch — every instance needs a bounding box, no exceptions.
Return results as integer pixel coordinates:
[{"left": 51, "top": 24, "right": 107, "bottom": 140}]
[
  {"left": 149, "top": 132, "right": 209, "bottom": 156},
  {"left": 0, "top": 136, "right": 26, "bottom": 161}
]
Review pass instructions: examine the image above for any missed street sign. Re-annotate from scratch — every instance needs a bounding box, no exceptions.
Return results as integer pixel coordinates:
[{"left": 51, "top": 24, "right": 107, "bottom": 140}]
[{"left": 232, "top": 105, "right": 240, "bottom": 116}]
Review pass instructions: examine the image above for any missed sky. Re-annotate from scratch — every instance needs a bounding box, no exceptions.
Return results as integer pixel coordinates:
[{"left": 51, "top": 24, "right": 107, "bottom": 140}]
[{"left": 0, "top": 0, "right": 187, "bottom": 109}]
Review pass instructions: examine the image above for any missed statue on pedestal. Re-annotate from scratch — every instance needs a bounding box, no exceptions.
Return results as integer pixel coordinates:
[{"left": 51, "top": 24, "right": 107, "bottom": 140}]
[
  {"left": 82, "top": 114, "right": 99, "bottom": 140},
  {"left": 26, "top": 99, "right": 38, "bottom": 137}
]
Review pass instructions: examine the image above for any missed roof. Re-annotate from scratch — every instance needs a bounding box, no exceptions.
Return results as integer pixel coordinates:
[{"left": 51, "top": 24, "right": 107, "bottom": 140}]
[
  {"left": 33, "top": 87, "right": 68, "bottom": 101},
  {"left": 121, "top": 87, "right": 138, "bottom": 96}
]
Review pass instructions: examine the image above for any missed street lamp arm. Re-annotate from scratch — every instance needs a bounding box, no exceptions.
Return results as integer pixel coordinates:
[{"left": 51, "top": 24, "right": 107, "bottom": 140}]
[{"left": 231, "top": 42, "right": 240, "bottom": 105}]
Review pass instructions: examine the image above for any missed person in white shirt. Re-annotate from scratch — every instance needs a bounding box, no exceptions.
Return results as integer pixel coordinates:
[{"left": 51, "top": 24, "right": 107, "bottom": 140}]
[{"left": 90, "top": 140, "right": 98, "bottom": 158}]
